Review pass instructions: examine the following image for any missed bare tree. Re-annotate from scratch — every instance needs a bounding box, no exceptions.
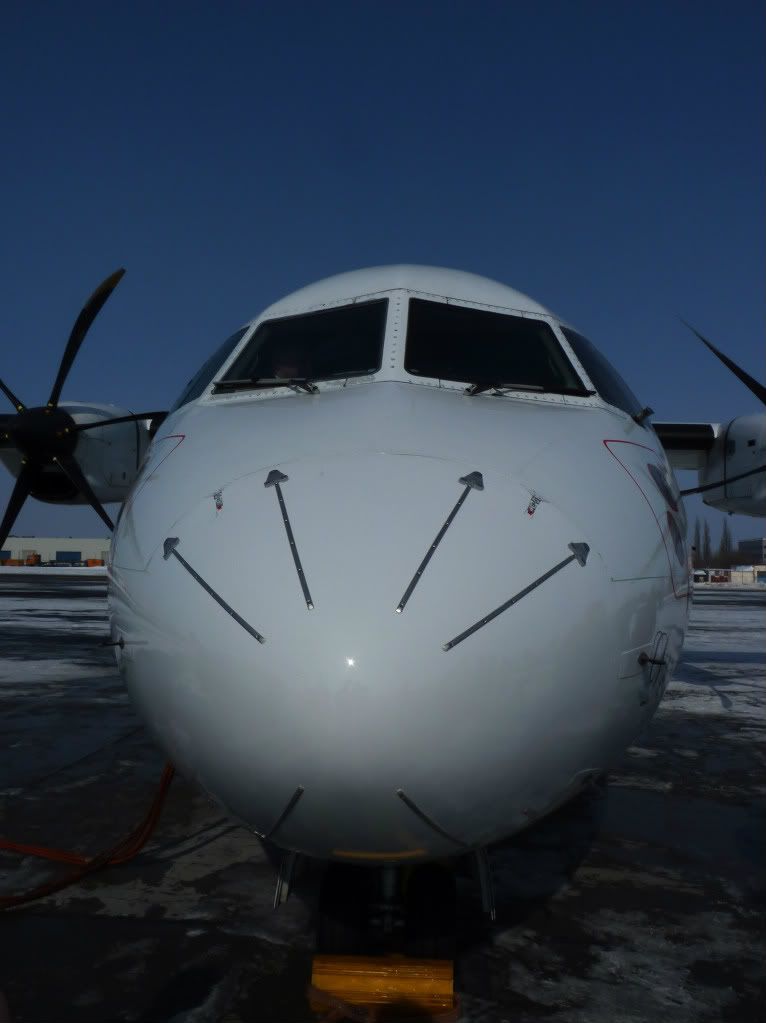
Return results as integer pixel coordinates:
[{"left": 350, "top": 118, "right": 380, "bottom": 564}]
[
  {"left": 702, "top": 520, "right": 712, "bottom": 564},
  {"left": 692, "top": 517, "right": 702, "bottom": 568},
  {"left": 718, "top": 518, "right": 734, "bottom": 567}
]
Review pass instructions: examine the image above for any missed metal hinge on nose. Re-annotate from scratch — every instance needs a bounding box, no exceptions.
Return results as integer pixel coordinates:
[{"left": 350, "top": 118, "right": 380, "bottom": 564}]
[{"left": 395, "top": 470, "right": 484, "bottom": 614}]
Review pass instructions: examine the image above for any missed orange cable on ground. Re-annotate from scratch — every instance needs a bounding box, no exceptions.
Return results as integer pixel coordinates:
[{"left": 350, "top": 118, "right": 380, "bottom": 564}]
[{"left": 0, "top": 761, "right": 175, "bottom": 910}]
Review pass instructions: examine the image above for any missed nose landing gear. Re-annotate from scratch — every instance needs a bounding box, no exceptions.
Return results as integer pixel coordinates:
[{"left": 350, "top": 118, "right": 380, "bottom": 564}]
[{"left": 309, "top": 861, "right": 459, "bottom": 1019}]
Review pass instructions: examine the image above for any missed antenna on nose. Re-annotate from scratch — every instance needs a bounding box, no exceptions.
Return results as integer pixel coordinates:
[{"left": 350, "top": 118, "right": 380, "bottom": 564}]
[
  {"left": 264, "top": 468, "right": 314, "bottom": 610},
  {"left": 163, "top": 537, "right": 180, "bottom": 560},
  {"left": 395, "top": 469, "right": 485, "bottom": 614},
  {"left": 162, "top": 535, "right": 266, "bottom": 643},
  {"left": 458, "top": 471, "right": 484, "bottom": 491},
  {"left": 443, "top": 540, "right": 591, "bottom": 651}
]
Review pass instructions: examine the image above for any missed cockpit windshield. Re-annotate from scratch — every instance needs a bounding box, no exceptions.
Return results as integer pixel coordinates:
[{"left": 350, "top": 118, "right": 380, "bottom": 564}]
[
  {"left": 404, "top": 299, "right": 588, "bottom": 394},
  {"left": 214, "top": 299, "right": 387, "bottom": 392},
  {"left": 559, "top": 326, "right": 645, "bottom": 419},
  {"left": 170, "top": 327, "right": 248, "bottom": 412}
]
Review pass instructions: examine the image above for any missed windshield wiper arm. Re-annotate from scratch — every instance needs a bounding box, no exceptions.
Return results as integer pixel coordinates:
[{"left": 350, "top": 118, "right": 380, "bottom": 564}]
[
  {"left": 464, "top": 382, "right": 596, "bottom": 398},
  {"left": 464, "top": 382, "right": 544, "bottom": 396},
  {"left": 213, "top": 377, "right": 318, "bottom": 394}
]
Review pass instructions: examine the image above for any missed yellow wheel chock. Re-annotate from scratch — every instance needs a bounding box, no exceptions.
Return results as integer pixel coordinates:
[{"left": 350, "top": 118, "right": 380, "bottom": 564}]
[{"left": 308, "top": 955, "right": 458, "bottom": 1020}]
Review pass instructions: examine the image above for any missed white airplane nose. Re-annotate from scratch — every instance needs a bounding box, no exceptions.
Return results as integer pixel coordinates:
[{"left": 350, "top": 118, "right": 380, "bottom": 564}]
[{"left": 118, "top": 453, "right": 612, "bottom": 859}]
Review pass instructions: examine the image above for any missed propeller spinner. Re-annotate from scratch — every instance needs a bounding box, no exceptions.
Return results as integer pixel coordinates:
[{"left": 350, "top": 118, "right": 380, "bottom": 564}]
[{"left": 0, "top": 269, "right": 164, "bottom": 549}]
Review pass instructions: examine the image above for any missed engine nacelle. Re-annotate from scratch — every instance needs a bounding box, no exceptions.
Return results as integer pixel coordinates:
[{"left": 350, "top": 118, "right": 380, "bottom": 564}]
[
  {"left": 0, "top": 402, "right": 155, "bottom": 506},
  {"left": 699, "top": 413, "right": 766, "bottom": 517}
]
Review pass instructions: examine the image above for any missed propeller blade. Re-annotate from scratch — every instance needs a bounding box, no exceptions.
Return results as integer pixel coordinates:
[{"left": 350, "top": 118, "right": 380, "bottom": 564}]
[
  {"left": 47, "top": 269, "right": 126, "bottom": 410},
  {"left": 72, "top": 411, "right": 168, "bottom": 433},
  {"left": 682, "top": 321, "right": 766, "bottom": 406},
  {"left": 0, "top": 377, "right": 25, "bottom": 413},
  {"left": 54, "top": 453, "right": 114, "bottom": 532},
  {"left": 0, "top": 463, "right": 34, "bottom": 550},
  {"left": 680, "top": 463, "right": 766, "bottom": 497}
]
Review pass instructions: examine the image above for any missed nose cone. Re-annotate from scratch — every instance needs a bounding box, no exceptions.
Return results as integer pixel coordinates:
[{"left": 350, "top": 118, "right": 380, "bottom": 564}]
[{"left": 118, "top": 453, "right": 610, "bottom": 858}]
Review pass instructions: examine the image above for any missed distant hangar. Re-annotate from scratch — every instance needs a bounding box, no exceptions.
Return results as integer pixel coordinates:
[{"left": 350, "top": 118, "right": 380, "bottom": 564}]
[{"left": 0, "top": 536, "right": 110, "bottom": 566}]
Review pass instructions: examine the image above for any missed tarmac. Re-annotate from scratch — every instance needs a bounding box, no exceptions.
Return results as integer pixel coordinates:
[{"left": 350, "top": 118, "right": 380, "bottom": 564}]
[{"left": 0, "top": 576, "right": 764, "bottom": 1022}]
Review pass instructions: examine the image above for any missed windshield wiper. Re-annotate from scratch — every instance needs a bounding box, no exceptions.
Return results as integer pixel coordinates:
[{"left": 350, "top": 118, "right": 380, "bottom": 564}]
[
  {"left": 464, "top": 381, "right": 595, "bottom": 397},
  {"left": 464, "top": 382, "right": 544, "bottom": 396},
  {"left": 213, "top": 376, "right": 318, "bottom": 394}
]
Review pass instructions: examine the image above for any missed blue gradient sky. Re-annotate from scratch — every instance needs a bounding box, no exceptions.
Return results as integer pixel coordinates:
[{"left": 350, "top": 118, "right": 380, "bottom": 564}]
[{"left": 1, "top": 1, "right": 763, "bottom": 545}]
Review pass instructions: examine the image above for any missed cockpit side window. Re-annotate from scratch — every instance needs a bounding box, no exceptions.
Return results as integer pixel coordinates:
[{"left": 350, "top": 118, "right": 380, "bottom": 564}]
[
  {"left": 560, "top": 327, "right": 644, "bottom": 419},
  {"left": 216, "top": 299, "right": 388, "bottom": 387},
  {"left": 404, "top": 299, "right": 586, "bottom": 393},
  {"left": 170, "top": 327, "right": 248, "bottom": 412}
]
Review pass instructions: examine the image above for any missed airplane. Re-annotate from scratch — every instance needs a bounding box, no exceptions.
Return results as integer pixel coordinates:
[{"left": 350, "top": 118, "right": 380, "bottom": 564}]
[{"left": 1, "top": 265, "right": 764, "bottom": 1009}]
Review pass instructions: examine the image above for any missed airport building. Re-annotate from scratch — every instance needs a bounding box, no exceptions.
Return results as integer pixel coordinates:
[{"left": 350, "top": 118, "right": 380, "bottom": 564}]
[
  {"left": 695, "top": 565, "right": 766, "bottom": 585},
  {"left": 0, "top": 536, "right": 110, "bottom": 566}
]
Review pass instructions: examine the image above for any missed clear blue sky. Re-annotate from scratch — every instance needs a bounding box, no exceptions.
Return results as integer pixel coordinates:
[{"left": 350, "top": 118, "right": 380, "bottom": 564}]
[{"left": 1, "top": 1, "right": 763, "bottom": 545}]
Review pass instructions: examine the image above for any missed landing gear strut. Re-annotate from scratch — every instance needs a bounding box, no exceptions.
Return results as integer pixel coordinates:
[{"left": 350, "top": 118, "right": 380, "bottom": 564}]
[
  {"left": 316, "top": 861, "right": 457, "bottom": 958},
  {"left": 309, "top": 861, "right": 459, "bottom": 1018},
  {"left": 271, "top": 849, "right": 496, "bottom": 1016}
]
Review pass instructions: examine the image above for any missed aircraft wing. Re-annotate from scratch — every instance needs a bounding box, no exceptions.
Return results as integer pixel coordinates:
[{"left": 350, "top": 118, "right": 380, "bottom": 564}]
[
  {"left": 653, "top": 422, "right": 720, "bottom": 471},
  {"left": 655, "top": 417, "right": 765, "bottom": 516}
]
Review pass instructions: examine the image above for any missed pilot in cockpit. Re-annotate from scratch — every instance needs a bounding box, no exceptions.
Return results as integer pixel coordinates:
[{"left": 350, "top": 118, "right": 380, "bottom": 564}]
[{"left": 271, "top": 339, "right": 312, "bottom": 379}]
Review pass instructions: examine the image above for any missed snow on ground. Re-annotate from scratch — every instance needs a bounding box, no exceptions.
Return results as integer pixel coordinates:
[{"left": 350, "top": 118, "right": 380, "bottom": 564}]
[
  {"left": 663, "top": 590, "right": 765, "bottom": 722},
  {"left": 0, "top": 580, "right": 764, "bottom": 1022},
  {"left": 0, "top": 578, "right": 111, "bottom": 687}
]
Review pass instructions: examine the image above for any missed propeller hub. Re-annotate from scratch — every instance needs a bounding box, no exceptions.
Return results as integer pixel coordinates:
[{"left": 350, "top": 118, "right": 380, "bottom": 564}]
[
  {"left": 10, "top": 406, "right": 78, "bottom": 463},
  {"left": 0, "top": 267, "right": 126, "bottom": 549}
]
